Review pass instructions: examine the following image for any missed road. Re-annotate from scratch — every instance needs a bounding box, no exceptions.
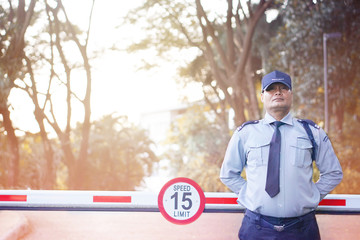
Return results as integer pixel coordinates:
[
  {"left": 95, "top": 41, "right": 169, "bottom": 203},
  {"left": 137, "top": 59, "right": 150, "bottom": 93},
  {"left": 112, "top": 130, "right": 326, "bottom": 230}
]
[{"left": 12, "top": 211, "right": 359, "bottom": 240}]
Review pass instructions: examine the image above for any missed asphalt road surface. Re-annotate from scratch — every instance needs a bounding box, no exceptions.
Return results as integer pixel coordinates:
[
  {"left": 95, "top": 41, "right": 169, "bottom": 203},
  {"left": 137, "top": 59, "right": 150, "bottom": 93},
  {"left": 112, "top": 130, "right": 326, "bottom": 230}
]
[{"left": 16, "top": 211, "right": 360, "bottom": 240}]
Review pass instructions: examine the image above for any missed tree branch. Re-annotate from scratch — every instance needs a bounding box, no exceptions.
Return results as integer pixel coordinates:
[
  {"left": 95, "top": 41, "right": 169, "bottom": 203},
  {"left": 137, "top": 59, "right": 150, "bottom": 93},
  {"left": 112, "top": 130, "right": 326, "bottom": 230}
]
[
  {"left": 226, "top": 0, "right": 236, "bottom": 68},
  {"left": 195, "top": 0, "right": 232, "bottom": 74},
  {"left": 234, "top": 0, "right": 273, "bottom": 78}
]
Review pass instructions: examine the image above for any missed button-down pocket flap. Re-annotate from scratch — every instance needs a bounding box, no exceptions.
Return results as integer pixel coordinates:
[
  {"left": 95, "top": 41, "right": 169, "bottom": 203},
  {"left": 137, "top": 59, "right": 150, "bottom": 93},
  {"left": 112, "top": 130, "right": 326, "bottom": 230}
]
[
  {"left": 290, "top": 137, "right": 312, "bottom": 148},
  {"left": 295, "top": 137, "right": 313, "bottom": 149},
  {"left": 247, "top": 140, "right": 270, "bottom": 166},
  {"left": 291, "top": 137, "right": 313, "bottom": 167}
]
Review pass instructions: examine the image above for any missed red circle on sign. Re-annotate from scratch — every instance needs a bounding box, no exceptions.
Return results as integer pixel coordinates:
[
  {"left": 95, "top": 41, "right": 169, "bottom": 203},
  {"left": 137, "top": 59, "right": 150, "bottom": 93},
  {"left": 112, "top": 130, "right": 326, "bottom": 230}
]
[{"left": 158, "top": 177, "right": 205, "bottom": 225}]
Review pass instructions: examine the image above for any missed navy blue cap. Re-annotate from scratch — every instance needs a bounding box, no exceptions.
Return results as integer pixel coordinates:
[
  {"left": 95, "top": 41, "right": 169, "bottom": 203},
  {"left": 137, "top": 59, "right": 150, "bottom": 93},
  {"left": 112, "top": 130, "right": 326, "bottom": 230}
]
[{"left": 261, "top": 70, "right": 292, "bottom": 91}]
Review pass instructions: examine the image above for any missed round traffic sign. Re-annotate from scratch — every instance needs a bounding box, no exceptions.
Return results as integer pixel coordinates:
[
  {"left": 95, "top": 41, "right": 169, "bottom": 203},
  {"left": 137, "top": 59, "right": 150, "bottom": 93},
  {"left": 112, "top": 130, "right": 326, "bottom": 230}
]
[{"left": 158, "top": 177, "right": 205, "bottom": 225}]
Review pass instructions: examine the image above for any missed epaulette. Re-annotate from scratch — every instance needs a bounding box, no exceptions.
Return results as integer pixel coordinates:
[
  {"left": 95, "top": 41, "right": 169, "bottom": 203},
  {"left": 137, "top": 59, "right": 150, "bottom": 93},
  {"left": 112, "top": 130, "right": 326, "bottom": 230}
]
[
  {"left": 297, "top": 119, "right": 319, "bottom": 160},
  {"left": 297, "top": 119, "right": 320, "bottom": 129},
  {"left": 237, "top": 120, "right": 259, "bottom": 132}
]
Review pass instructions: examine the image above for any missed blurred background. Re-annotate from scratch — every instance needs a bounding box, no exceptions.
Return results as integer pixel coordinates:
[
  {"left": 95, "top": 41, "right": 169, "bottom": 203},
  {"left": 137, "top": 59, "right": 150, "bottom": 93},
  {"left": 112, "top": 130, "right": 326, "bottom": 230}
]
[{"left": 0, "top": 0, "right": 359, "bottom": 194}]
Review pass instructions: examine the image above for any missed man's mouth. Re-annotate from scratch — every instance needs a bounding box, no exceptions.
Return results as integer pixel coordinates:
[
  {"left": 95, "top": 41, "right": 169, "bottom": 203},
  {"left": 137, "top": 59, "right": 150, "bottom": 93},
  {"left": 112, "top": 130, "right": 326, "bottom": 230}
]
[{"left": 273, "top": 98, "right": 284, "bottom": 102}]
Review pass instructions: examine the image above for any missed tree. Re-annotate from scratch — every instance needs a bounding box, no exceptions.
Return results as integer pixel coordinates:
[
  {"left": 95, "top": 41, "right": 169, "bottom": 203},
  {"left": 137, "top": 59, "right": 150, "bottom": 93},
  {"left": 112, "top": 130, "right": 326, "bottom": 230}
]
[
  {"left": 268, "top": 0, "right": 360, "bottom": 193},
  {"left": 163, "top": 104, "right": 230, "bottom": 191},
  {"left": 77, "top": 114, "right": 159, "bottom": 190},
  {"left": 0, "top": 0, "right": 37, "bottom": 187},
  {"left": 0, "top": 0, "right": 97, "bottom": 189},
  {"left": 17, "top": 132, "right": 62, "bottom": 189},
  {"left": 44, "top": 0, "right": 94, "bottom": 189},
  {"left": 268, "top": 0, "right": 360, "bottom": 134},
  {"left": 16, "top": 0, "right": 96, "bottom": 189},
  {"left": 124, "top": 0, "right": 275, "bottom": 126}
]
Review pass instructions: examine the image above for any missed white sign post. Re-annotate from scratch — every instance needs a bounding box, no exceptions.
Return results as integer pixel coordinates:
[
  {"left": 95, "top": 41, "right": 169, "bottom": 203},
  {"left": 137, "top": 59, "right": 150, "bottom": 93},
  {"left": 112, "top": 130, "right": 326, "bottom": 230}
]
[{"left": 158, "top": 178, "right": 205, "bottom": 225}]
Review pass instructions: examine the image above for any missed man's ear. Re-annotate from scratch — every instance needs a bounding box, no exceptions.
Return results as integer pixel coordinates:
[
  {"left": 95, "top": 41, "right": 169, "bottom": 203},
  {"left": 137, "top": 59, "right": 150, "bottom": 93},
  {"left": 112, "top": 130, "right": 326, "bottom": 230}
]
[{"left": 260, "top": 92, "right": 264, "bottom": 103}]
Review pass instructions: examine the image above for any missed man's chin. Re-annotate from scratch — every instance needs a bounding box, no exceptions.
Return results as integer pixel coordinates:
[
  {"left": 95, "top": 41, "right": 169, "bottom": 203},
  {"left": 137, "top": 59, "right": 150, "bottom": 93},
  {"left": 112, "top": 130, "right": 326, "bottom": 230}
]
[{"left": 269, "top": 105, "right": 290, "bottom": 113}]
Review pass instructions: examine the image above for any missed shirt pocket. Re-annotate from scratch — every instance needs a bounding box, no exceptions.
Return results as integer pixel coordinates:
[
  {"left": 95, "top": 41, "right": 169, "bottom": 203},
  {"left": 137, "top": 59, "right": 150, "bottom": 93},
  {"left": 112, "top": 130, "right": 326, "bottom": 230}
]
[
  {"left": 247, "top": 141, "right": 270, "bottom": 166},
  {"left": 291, "top": 137, "right": 313, "bottom": 168}
]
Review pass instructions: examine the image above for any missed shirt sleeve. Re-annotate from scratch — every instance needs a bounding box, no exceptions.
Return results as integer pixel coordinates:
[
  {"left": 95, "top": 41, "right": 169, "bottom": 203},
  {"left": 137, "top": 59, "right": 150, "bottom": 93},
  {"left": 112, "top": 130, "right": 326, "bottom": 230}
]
[
  {"left": 220, "top": 130, "right": 247, "bottom": 194},
  {"left": 315, "top": 128, "right": 343, "bottom": 198}
]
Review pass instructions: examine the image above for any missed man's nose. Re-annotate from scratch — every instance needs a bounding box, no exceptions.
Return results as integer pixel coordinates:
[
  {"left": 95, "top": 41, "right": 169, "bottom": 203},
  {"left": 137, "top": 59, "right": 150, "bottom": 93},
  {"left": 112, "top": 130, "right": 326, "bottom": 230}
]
[{"left": 274, "top": 87, "right": 282, "bottom": 94}]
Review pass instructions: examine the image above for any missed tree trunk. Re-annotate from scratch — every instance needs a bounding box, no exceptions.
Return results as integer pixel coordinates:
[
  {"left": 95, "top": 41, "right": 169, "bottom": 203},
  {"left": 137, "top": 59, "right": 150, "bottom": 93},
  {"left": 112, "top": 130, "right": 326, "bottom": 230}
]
[
  {"left": 0, "top": 106, "right": 19, "bottom": 188},
  {"left": 35, "top": 109, "right": 55, "bottom": 189},
  {"left": 59, "top": 133, "right": 77, "bottom": 189},
  {"left": 232, "top": 93, "right": 246, "bottom": 126}
]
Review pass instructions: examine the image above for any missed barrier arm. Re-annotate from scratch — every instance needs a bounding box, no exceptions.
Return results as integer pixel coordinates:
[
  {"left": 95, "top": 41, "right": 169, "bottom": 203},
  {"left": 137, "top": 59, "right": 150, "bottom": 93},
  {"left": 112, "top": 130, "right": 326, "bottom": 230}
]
[{"left": 0, "top": 190, "right": 359, "bottom": 214}]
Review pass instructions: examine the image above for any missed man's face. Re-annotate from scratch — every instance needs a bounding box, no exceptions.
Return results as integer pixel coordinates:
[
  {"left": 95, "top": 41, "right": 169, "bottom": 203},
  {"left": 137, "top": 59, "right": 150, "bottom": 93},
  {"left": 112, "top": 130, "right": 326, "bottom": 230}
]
[{"left": 261, "top": 83, "right": 293, "bottom": 115}]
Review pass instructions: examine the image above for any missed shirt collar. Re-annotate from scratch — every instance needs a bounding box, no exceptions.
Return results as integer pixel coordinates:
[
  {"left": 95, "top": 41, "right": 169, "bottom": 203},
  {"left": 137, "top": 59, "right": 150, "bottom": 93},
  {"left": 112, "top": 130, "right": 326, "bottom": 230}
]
[{"left": 264, "top": 112, "right": 294, "bottom": 126}]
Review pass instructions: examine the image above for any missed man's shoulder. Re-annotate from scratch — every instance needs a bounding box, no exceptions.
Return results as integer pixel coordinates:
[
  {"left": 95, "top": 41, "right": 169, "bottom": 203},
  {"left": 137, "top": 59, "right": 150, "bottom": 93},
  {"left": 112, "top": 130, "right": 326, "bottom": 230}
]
[
  {"left": 297, "top": 119, "right": 320, "bottom": 130},
  {"left": 237, "top": 120, "right": 260, "bottom": 132}
]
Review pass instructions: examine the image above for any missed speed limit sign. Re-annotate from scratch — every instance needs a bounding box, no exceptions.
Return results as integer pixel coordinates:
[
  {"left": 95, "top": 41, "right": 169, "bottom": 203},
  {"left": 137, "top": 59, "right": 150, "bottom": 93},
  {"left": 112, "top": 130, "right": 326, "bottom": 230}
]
[{"left": 158, "top": 178, "right": 205, "bottom": 225}]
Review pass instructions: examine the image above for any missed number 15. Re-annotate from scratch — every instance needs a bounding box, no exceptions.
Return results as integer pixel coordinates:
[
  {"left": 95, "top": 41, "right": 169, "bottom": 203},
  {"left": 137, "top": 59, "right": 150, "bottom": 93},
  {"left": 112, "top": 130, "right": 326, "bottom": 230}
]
[{"left": 171, "top": 192, "right": 192, "bottom": 210}]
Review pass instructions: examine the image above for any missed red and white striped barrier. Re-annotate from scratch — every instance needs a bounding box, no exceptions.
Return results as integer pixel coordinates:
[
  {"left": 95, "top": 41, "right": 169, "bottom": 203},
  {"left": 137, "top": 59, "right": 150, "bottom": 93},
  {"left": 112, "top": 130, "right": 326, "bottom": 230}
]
[{"left": 0, "top": 190, "right": 359, "bottom": 213}]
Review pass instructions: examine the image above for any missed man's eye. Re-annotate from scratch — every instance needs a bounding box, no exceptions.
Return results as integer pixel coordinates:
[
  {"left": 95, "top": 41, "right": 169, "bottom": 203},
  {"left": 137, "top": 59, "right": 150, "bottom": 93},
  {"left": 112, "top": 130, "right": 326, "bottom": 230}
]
[
  {"left": 265, "top": 85, "right": 289, "bottom": 92},
  {"left": 266, "top": 86, "right": 274, "bottom": 91}
]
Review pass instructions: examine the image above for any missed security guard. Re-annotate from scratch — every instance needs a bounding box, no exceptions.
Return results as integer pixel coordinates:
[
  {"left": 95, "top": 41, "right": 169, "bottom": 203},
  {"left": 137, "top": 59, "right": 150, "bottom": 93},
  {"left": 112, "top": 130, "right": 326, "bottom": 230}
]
[{"left": 220, "top": 70, "right": 343, "bottom": 240}]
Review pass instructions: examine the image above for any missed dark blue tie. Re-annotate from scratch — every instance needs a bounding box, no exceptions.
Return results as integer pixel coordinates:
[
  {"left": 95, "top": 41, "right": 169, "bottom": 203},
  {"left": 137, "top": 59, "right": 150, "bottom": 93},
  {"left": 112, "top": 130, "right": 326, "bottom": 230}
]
[{"left": 265, "top": 121, "right": 284, "bottom": 198}]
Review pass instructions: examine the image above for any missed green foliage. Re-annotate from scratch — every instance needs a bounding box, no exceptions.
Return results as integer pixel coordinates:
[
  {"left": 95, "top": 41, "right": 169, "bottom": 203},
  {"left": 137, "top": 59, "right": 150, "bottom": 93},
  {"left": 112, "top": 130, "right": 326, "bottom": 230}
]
[
  {"left": 79, "top": 114, "right": 159, "bottom": 190},
  {"left": 0, "top": 132, "right": 63, "bottom": 190},
  {"left": 163, "top": 104, "right": 230, "bottom": 192},
  {"left": 331, "top": 106, "right": 360, "bottom": 194},
  {"left": 124, "top": 0, "right": 276, "bottom": 124},
  {"left": 334, "top": 168, "right": 360, "bottom": 194},
  {"left": 269, "top": 0, "right": 360, "bottom": 123},
  {"left": 123, "top": 0, "right": 198, "bottom": 57},
  {"left": 269, "top": 0, "right": 360, "bottom": 193},
  {"left": 0, "top": 129, "right": 8, "bottom": 188},
  {"left": 17, "top": 134, "right": 60, "bottom": 189},
  {"left": 0, "top": 115, "right": 159, "bottom": 191}
]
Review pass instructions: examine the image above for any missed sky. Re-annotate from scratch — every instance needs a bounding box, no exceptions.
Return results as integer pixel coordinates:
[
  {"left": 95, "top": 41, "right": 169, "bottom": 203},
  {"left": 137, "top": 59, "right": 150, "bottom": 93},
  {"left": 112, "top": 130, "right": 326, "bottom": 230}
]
[
  {"left": 8, "top": 0, "right": 203, "bottom": 133},
  {"left": 68, "top": 0, "right": 202, "bottom": 122}
]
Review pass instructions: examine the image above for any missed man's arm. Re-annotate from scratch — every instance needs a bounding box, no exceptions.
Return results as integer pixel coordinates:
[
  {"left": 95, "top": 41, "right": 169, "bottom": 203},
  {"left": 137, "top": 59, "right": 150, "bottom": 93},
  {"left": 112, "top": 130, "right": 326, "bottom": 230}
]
[
  {"left": 315, "top": 128, "right": 343, "bottom": 199},
  {"left": 220, "top": 131, "right": 247, "bottom": 194}
]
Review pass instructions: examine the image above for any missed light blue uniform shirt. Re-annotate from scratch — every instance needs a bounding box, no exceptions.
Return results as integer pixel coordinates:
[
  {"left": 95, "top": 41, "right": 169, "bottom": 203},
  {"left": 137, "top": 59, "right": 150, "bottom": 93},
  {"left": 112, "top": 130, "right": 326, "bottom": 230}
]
[{"left": 220, "top": 113, "right": 343, "bottom": 218}]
